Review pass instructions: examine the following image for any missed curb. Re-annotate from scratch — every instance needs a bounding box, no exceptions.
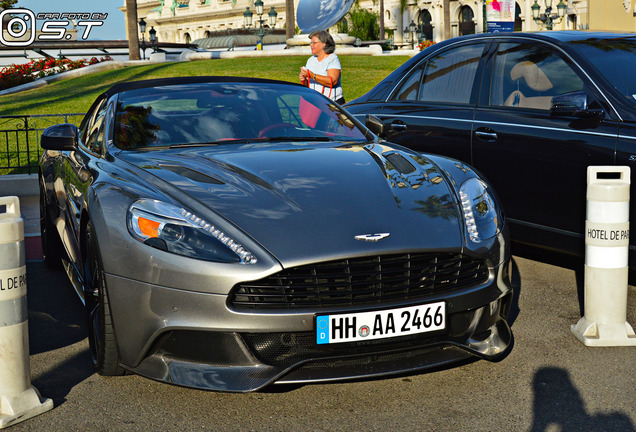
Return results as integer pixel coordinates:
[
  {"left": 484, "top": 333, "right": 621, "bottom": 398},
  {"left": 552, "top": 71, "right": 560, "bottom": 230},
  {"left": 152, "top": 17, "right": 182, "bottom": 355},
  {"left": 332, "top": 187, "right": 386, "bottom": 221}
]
[
  {"left": 180, "top": 45, "right": 388, "bottom": 61},
  {"left": 0, "top": 177, "right": 41, "bottom": 260},
  {"left": 0, "top": 173, "right": 38, "bottom": 197}
]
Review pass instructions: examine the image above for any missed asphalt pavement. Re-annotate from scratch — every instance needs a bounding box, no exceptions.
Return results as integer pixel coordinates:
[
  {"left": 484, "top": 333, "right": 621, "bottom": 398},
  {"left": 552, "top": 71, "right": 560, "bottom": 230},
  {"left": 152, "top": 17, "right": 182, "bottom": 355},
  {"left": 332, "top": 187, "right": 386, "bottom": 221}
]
[{"left": 10, "top": 197, "right": 636, "bottom": 431}]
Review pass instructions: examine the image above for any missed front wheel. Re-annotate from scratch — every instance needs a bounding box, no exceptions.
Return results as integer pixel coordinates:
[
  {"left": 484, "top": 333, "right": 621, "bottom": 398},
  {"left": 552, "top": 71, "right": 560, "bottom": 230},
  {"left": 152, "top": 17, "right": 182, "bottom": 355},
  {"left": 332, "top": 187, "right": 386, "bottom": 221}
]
[{"left": 84, "top": 221, "right": 125, "bottom": 376}]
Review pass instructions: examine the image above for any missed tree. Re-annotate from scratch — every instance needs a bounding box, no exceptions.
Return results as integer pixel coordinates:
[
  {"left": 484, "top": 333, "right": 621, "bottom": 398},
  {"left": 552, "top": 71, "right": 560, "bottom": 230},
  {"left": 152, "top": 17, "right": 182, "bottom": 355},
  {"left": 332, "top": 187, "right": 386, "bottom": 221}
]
[
  {"left": 285, "top": 0, "right": 294, "bottom": 40},
  {"left": 346, "top": 6, "right": 379, "bottom": 41},
  {"left": 126, "top": 0, "right": 140, "bottom": 61},
  {"left": 443, "top": 0, "right": 450, "bottom": 40},
  {"left": 396, "top": 0, "right": 407, "bottom": 43},
  {"left": 379, "top": 0, "right": 384, "bottom": 41},
  {"left": 1, "top": 0, "right": 18, "bottom": 10}
]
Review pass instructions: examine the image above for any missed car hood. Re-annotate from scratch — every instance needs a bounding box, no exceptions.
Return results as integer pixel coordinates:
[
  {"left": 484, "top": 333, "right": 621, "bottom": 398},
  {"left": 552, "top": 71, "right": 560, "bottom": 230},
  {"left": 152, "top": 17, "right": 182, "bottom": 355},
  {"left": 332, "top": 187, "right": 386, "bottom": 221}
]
[{"left": 118, "top": 142, "right": 463, "bottom": 265}]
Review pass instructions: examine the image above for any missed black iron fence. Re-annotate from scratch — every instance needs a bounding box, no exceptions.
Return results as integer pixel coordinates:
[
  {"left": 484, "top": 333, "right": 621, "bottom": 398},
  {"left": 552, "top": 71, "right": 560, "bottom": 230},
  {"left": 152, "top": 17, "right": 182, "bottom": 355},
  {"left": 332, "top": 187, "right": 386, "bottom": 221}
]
[{"left": 0, "top": 113, "right": 84, "bottom": 175}]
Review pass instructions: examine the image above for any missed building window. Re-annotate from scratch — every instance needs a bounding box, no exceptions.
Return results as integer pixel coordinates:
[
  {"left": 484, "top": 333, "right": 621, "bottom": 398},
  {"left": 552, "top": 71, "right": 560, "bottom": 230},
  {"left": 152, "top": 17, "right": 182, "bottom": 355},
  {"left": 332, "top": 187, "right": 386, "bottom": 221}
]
[
  {"left": 568, "top": 14, "right": 577, "bottom": 30},
  {"left": 459, "top": 6, "right": 475, "bottom": 36},
  {"left": 419, "top": 9, "right": 433, "bottom": 41}
]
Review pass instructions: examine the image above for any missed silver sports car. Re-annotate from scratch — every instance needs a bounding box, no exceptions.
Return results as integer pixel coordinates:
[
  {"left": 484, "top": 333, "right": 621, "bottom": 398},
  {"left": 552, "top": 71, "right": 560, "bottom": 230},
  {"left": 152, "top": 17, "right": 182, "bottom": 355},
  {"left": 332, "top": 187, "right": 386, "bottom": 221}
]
[{"left": 39, "top": 77, "right": 513, "bottom": 392}]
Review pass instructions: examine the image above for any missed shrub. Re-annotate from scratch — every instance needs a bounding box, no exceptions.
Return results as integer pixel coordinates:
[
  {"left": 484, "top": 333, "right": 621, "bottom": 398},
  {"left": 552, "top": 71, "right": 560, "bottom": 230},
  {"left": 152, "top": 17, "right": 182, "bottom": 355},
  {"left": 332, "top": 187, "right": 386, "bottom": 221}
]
[
  {"left": 418, "top": 40, "right": 436, "bottom": 51},
  {"left": 345, "top": 6, "right": 380, "bottom": 41},
  {"left": 0, "top": 56, "right": 113, "bottom": 91}
]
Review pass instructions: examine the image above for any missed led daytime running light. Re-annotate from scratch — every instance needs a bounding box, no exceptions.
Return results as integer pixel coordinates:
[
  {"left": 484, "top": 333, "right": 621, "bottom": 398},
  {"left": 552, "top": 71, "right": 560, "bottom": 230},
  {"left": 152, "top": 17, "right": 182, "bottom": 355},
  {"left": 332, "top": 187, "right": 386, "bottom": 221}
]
[
  {"left": 460, "top": 189, "right": 480, "bottom": 243},
  {"left": 181, "top": 209, "right": 257, "bottom": 264},
  {"left": 459, "top": 178, "right": 500, "bottom": 244}
]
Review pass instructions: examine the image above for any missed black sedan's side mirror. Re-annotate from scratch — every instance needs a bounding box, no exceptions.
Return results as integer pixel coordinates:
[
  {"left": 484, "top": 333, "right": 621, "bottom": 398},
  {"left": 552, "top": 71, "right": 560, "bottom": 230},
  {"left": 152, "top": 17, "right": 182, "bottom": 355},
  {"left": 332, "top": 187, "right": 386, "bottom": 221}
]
[
  {"left": 550, "top": 91, "right": 604, "bottom": 120},
  {"left": 40, "top": 123, "right": 79, "bottom": 151},
  {"left": 365, "top": 114, "right": 385, "bottom": 137}
]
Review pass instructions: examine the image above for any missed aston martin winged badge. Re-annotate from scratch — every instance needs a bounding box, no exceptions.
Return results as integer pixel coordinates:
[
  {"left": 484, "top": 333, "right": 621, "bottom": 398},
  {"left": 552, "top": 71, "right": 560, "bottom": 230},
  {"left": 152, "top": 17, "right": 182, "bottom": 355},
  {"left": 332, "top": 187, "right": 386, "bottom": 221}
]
[{"left": 354, "top": 233, "right": 391, "bottom": 242}]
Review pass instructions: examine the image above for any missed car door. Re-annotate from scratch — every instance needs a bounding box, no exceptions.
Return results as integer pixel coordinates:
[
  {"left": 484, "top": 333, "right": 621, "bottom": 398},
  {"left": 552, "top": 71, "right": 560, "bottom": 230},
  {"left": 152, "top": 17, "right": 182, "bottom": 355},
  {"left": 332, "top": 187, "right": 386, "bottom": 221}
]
[
  {"left": 472, "top": 39, "right": 619, "bottom": 252},
  {"left": 615, "top": 122, "right": 636, "bottom": 265},
  {"left": 60, "top": 98, "right": 105, "bottom": 264},
  {"left": 373, "top": 41, "right": 490, "bottom": 163}
]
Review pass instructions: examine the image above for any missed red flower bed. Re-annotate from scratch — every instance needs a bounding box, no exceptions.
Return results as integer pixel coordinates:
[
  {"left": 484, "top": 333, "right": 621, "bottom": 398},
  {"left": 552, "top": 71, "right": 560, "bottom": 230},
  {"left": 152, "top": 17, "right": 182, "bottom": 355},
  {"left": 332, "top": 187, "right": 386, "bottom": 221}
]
[
  {"left": 418, "top": 40, "right": 436, "bottom": 51},
  {"left": 0, "top": 56, "right": 113, "bottom": 91}
]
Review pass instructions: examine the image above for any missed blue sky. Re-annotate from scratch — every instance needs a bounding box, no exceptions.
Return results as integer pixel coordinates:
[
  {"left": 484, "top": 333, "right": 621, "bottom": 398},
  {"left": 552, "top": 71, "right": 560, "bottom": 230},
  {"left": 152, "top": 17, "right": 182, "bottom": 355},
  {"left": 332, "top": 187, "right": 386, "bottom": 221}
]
[{"left": 18, "top": 0, "right": 127, "bottom": 40}]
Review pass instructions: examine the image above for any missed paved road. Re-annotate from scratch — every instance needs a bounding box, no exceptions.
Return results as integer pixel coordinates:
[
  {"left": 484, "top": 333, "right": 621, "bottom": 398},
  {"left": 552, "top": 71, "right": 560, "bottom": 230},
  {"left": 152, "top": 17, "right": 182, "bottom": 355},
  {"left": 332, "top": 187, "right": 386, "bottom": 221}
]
[{"left": 11, "top": 253, "right": 635, "bottom": 431}]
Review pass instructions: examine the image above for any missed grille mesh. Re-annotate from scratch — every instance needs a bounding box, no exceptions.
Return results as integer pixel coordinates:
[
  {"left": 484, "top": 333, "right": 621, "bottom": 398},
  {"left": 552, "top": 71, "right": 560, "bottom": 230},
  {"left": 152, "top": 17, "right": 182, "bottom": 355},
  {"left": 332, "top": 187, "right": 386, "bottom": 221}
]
[
  {"left": 230, "top": 253, "right": 489, "bottom": 310},
  {"left": 242, "top": 331, "right": 447, "bottom": 368}
]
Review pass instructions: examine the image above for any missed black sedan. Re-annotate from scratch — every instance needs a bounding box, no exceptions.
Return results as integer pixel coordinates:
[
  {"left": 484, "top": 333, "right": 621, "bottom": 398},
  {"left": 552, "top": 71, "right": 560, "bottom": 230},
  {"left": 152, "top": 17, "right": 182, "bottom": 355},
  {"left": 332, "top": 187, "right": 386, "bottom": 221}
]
[
  {"left": 39, "top": 76, "right": 512, "bottom": 392},
  {"left": 346, "top": 31, "right": 636, "bottom": 266}
]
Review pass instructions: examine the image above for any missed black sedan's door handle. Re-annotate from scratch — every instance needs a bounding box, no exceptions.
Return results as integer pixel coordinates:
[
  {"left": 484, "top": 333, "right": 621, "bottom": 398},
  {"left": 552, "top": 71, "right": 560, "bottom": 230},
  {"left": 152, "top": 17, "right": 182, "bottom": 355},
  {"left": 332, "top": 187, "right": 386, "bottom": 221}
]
[
  {"left": 390, "top": 122, "right": 407, "bottom": 131},
  {"left": 474, "top": 127, "right": 498, "bottom": 141}
]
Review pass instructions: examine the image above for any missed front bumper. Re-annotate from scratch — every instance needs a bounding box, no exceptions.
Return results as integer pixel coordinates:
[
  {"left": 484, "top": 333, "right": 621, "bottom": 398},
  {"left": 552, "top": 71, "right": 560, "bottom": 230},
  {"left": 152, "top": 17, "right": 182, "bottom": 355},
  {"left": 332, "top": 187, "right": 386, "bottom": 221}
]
[{"left": 105, "top": 255, "right": 513, "bottom": 392}]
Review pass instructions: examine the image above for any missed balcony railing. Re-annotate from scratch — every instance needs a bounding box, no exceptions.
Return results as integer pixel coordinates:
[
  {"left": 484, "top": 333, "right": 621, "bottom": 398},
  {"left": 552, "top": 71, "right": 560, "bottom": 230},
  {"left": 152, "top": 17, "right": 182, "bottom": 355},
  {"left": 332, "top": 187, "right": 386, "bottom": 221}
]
[{"left": 0, "top": 113, "right": 84, "bottom": 175}]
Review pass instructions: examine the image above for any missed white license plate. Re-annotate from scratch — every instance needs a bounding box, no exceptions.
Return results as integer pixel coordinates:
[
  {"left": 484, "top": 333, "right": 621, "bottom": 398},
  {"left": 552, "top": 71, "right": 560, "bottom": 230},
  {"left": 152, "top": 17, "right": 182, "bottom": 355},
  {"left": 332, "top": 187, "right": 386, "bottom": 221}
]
[{"left": 316, "top": 301, "right": 445, "bottom": 345}]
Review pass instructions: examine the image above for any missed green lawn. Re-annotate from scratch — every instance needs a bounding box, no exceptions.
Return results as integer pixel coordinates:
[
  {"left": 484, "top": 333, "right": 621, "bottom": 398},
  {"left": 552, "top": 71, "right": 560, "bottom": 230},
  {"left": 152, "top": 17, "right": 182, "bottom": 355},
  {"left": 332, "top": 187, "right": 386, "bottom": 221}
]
[{"left": 0, "top": 55, "right": 409, "bottom": 116}]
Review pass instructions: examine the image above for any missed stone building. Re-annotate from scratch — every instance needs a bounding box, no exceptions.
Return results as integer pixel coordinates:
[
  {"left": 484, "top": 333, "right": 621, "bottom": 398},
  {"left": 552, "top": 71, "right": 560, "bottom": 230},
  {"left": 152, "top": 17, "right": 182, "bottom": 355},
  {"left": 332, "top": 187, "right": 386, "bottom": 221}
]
[
  {"left": 121, "top": 0, "right": 289, "bottom": 44},
  {"left": 120, "top": 1, "right": 636, "bottom": 46}
]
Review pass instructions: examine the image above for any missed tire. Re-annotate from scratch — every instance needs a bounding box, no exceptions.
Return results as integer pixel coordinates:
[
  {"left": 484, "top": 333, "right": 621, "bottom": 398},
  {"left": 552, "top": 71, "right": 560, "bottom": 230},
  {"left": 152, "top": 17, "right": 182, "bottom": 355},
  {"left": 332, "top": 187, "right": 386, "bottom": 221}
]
[
  {"left": 39, "top": 185, "right": 66, "bottom": 269},
  {"left": 84, "top": 221, "right": 126, "bottom": 376}
]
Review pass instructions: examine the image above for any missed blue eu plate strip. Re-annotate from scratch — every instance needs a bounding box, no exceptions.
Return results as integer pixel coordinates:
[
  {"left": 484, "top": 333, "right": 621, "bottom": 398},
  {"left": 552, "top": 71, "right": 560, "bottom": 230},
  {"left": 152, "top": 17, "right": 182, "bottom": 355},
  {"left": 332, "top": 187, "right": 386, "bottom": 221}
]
[{"left": 316, "top": 315, "right": 330, "bottom": 344}]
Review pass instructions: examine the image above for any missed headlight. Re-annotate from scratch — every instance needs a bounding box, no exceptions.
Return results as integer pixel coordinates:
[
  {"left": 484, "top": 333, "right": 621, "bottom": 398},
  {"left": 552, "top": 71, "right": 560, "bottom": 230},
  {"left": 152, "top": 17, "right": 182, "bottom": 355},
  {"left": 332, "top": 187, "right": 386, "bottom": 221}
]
[
  {"left": 459, "top": 178, "right": 500, "bottom": 243},
  {"left": 127, "top": 199, "right": 257, "bottom": 264}
]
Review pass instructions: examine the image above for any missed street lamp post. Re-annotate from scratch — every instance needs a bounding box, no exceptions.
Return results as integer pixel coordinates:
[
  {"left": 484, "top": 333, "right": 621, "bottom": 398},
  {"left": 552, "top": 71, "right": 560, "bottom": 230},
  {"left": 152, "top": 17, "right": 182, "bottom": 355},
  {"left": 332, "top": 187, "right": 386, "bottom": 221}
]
[
  {"left": 149, "top": 26, "right": 157, "bottom": 53},
  {"left": 138, "top": 18, "right": 147, "bottom": 60},
  {"left": 404, "top": 20, "right": 416, "bottom": 49},
  {"left": 243, "top": 0, "right": 278, "bottom": 50},
  {"left": 531, "top": 0, "right": 566, "bottom": 31}
]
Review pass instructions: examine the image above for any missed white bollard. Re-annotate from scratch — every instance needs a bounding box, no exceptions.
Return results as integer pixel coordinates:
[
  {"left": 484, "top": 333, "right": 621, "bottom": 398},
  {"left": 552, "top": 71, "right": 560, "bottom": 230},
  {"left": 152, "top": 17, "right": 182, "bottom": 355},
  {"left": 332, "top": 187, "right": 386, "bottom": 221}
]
[
  {"left": 0, "top": 196, "right": 53, "bottom": 428},
  {"left": 571, "top": 166, "right": 636, "bottom": 346}
]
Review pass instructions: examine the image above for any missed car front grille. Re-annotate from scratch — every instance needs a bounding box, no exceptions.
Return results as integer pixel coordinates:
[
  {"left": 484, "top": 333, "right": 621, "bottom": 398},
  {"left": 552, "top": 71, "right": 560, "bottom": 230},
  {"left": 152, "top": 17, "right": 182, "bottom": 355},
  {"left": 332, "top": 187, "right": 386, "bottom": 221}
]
[{"left": 229, "top": 252, "right": 489, "bottom": 310}]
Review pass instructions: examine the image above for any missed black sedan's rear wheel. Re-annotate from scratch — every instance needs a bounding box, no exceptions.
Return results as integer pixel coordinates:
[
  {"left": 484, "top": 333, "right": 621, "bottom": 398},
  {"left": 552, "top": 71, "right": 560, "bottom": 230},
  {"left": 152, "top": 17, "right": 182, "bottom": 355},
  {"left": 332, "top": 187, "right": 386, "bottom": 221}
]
[
  {"left": 84, "top": 221, "right": 125, "bottom": 376},
  {"left": 39, "top": 184, "right": 65, "bottom": 269}
]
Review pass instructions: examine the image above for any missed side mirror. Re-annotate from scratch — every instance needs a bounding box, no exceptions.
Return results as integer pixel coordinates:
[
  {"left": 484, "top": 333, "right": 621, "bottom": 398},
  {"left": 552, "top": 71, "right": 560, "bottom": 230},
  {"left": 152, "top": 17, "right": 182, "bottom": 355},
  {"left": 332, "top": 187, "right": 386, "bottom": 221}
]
[
  {"left": 365, "top": 114, "right": 385, "bottom": 137},
  {"left": 41, "top": 124, "right": 79, "bottom": 151},
  {"left": 551, "top": 91, "right": 604, "bottom": 120}
]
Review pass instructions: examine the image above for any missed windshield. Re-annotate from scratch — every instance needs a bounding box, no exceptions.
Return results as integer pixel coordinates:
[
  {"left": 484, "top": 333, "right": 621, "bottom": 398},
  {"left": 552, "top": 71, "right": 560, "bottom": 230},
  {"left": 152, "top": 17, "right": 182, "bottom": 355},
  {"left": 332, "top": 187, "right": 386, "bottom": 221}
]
[
  {"left": 569, "top": 37, "right": 636, "bottom": 109},
  {"left": 113, "top": 82, "right": 368, "bottom": 149}
]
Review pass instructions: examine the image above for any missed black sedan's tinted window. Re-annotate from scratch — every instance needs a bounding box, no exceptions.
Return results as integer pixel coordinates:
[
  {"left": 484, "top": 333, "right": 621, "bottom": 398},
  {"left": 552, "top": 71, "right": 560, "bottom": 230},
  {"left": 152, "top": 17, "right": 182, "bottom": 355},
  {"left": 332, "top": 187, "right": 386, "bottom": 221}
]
[
  {"left": 488, "top": 42, "right": 584, "bottom": 110},
  {"left": 113, "top": 83, "right": 367, "bottom": 149},
  {"left": 568, "top": 38, "right": 636, "bottom": 110},
  {"left": 393, "top": 43, "right": 486, "bottom": 104}
]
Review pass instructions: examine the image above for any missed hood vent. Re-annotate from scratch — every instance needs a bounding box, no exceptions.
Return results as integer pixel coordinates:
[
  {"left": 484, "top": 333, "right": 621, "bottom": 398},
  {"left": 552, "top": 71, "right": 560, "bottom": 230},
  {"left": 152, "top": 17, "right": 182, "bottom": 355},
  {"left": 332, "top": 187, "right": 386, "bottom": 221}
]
[{"left": 160, "top": 164, "right": 224, "bottom": 184}]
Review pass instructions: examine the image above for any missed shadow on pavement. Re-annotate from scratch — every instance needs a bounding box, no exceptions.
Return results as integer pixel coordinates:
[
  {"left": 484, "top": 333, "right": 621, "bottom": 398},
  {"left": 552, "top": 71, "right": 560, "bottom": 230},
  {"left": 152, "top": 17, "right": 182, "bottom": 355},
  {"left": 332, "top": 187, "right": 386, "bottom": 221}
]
[
  {"left": 26, "top": 262, "right": 94, "bottom": 405},
  {"left": 27, "top": 262, "right": 86, "bottom": 354},
  {"left": 529, "top": 367, "right": 636, "bottom": 432},
  {"left": 512, "top": 243, "right": 586, "bottom": 316},
  {"left": 31, "top": 349, "right": 93, "bottom": 407}
]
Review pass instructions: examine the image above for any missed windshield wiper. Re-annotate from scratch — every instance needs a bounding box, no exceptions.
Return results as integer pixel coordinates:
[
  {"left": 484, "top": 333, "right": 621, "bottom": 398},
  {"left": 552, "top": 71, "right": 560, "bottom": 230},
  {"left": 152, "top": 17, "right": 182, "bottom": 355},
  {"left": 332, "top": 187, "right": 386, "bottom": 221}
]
[
  {"left": 260, "top": 136, "right": 333, "bottom": 142},
  {"left": 169, "top": 139, "right": 254, "bottom": 148},
  {"left": 168, "top": 136, "right": 341, "bottom": 148}
]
